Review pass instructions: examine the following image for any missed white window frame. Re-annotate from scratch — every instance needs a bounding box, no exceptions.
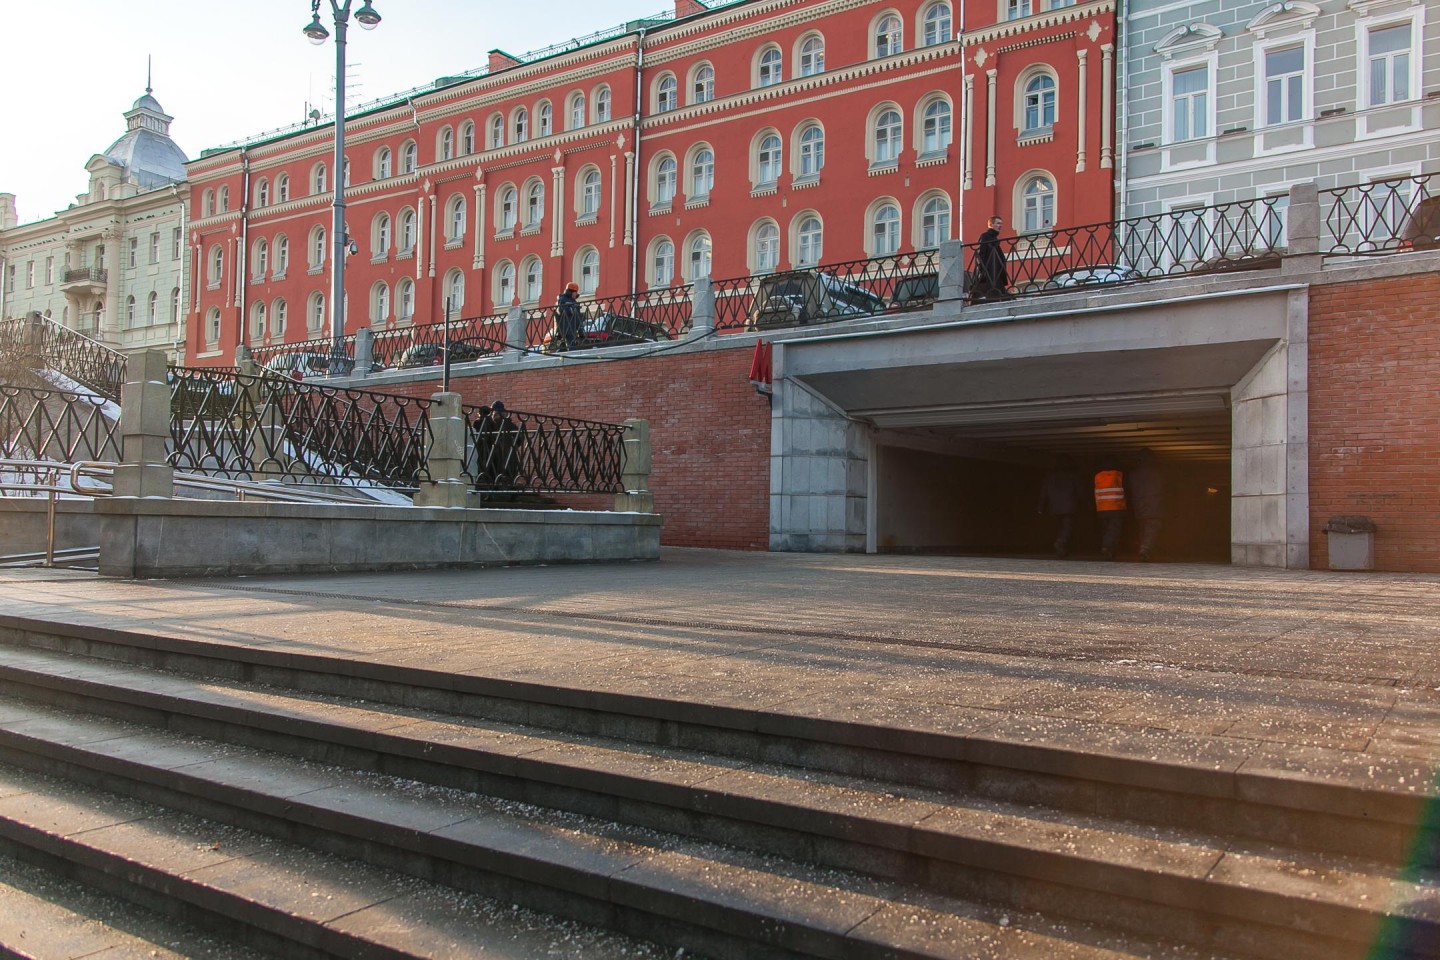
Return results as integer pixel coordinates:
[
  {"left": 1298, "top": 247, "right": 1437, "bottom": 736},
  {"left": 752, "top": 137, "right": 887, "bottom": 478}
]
[
  {"left": 1162, "top": 53, "right": 1217, "bottom": 146},
  {"left": 873, "top": 13, "right": 903, "bottom": 58},
  {"left": 798, "top": 34, "right": 825, "bottom": 77},
  {"left": 757, "top": 46, "right": 783, "bottom": 87},
  {"left": 656, "top": 74, "right": 678, "bottom": 112},
  {"left": 921, "top": 1, "right": 952, "bottom": 46},
  {"left": 1356, "top": 10, "right": 1423, "bottom": 112}
]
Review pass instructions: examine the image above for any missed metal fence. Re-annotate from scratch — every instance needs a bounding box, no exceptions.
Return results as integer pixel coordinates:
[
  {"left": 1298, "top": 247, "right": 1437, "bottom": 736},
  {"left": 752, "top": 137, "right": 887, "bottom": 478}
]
[
  {"left": 462, "top": 402, "right": 625, "bottom": 494},
  {"left": 1322, "top": 174, "right": 1437, "bottom": 256},
  {"left": 0, "top": 314, "right": 129, "bottom": 401},
  {"left": 0, "top": 384, "right": 121, "bottom": 464},
  {"left": 711, "top": 250, "right": 941, "bottom": 333},
  {"left": 370, "top": 314, "right": 510, "bottom": 370}
]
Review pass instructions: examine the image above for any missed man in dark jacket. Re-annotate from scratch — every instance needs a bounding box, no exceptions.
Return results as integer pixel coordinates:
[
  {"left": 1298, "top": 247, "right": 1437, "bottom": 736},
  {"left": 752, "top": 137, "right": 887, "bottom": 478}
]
[
  {"left": 555, "top": 281, "right": 583, "bottom": 351},
  {"left": 971, "top": 216, "right": 1011, "bottom": 302},
  {"left": 472, "top": 400, "right": 521, "bottom": 489},
  {"left": 1129, "top": 449, "right": 1164, "bottom": 561},
  {"left": 1037, "top": 457, "right": 1084, "bottom": 558}
]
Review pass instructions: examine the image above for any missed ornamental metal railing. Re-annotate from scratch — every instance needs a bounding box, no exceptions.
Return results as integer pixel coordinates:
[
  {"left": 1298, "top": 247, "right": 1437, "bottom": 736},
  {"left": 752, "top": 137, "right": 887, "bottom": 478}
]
[
  {"left": 61, "top": 267, "right": 107, "bottom": 285},
  {"left": 711, "top": 250, "right": 941, "bottom": 333},
  {"left": 0, "top": 314, "right": 128, "bottom": 400},
  {"left": 962, "top": 195, "right": 1288, "bottom": 298},
  {"left": 0, "top": 384, "right": 121, "bottom": 464},
  {"left": 462, "top": 403, "right": 626, "bottom": 494},
  {"left": 168, "top": 369, "right": 432, "bottom": 492},
  {"left": 371, "top": 313, "right": 510, "bottom": 369},
  {"left": 1322, "top": 174, "right": 1437, "bottom": 256}
]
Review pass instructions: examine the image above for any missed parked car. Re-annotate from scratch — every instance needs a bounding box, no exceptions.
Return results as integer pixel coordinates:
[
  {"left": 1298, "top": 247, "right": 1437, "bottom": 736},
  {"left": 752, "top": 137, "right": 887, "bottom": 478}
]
[
  {"left": 888, "top": 273, "right": 939, "bottom": 309},
  {"left": 263, "top": 352, "right": 332, "bottom": 379},
  {"left": 394, "top": 339, "right": 497, "bottom": 369},
  {"left": 544, "top": 312, "right": 672, "bottom": 353},
  {"left": 746, "top": 271, "right": 888, "bottom": 330},
  {"left": 1050, "top": 265, "right": 1143, "bottom": 287}
]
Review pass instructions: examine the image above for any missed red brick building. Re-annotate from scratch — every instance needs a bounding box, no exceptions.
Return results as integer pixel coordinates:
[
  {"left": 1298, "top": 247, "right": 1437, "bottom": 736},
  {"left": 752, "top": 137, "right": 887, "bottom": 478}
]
[{"left": 184, "top": 0, "right": 1116, "bottom": 364}]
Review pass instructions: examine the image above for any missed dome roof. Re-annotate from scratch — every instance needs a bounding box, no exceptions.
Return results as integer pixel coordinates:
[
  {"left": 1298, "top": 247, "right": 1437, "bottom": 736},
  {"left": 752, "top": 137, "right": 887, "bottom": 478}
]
[
  {"left": 131, "top": 92, "right": 165, "bottom": 113},
  {"left": 103, "top": 127, "right": 189, "bottom": 190}
]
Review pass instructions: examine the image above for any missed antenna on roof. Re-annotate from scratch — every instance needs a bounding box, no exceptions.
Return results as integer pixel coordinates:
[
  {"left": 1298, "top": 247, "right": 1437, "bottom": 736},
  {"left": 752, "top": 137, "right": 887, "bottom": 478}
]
[{"left": 146, "top": 55, "right": 153, "bottom": 94}]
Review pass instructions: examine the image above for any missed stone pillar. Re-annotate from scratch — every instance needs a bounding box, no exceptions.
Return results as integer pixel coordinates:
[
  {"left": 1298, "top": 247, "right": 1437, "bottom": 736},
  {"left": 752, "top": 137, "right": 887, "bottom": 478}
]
[
  {"left": 1075, "top": 49, "right": 1089, "bottom": 173},
  {"left": 235, "top": 344, "right": 260, "bottom": 377},
  {"left": 112, "top": 349, "right": 174, "bottom": 498},
  {"left": 1100, "top": 44, "right": 1115, "bottom": 169},
  {"left": 985, "top": 70, "right": 998, "bottom": 188},
  {"left": 506, "top": 305, "right": 528, "bottom": 359},
  {"left": 1282, "top": 181, "right": 1321, "bottom": 277},
  {"left": 938, "top": 240, "right": 966, "bottom": 301},
  {"left": 690, "top": 277, "right": 715, "bottom": 335},
  {"left": 353, "top": 327, "right": 375, "bottom": 377},
  {"left": 614, "top": 418, "right": 654, "bottom": 513},
  {"left": 769, "top": 373, "right": 868, "bottom": 553},
  {"left": 412, "top": 392, "right": 471, "bottom": 508}
]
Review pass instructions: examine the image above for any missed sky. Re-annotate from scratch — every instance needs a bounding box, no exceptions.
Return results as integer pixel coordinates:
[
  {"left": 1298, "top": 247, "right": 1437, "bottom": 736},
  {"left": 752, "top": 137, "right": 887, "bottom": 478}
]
[{"left": 0, "top": 0, "right": 670, "bottom": 226}]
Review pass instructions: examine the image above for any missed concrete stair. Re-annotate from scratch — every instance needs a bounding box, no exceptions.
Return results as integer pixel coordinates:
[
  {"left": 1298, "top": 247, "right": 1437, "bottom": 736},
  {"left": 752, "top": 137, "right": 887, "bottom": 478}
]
[{"left": 0, "top": 619, "right": 1436, "bottom": 960}]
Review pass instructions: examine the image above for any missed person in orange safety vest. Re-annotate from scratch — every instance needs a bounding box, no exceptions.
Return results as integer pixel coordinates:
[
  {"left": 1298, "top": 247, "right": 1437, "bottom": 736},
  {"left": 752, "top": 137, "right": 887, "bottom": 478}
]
[{"left": 1093, "top": 468, "right": 1127, "bottom": 560}]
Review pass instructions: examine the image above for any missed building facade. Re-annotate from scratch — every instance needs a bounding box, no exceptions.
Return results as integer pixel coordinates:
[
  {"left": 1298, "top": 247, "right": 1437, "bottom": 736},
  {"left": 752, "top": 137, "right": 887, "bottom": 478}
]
[
  {"left": 184, "top": 0, "right": 1116, "bottom": 365},
  {"left": 1121, "top": 0, "right": 1439, "bottom": 218},
  {"left": 0, "top": 89, "right": 191, "bottom": 360}
]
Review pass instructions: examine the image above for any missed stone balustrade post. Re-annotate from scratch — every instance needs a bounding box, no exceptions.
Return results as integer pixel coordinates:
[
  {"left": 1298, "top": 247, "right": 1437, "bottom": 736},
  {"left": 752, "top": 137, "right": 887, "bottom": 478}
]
[
  {"left": 614, "top": 418, "right": 654, "bottom": 513},
  {"left": 1282, "top": 180, "right": 1322, "bottom": 277},
  {"left": 235, "top": 344, "right": 260, "bottom": 378},
  {"left": 112, "top": 349, "right": 174, "bottom": 498},
  {"left": 690, "top": 277, "right": 715, "bottom": 335},
  {"left": 412, "top": 392, "right": 471, "bottom": 508},
  {"left": 938, "top": 239, "right": 967, "bottom": 302},
  {"left": 353, "top": 328, "right": 375, "bottom": 378},
  {"left": 506, "top": 306, "right": 528, "bottom": 359}
]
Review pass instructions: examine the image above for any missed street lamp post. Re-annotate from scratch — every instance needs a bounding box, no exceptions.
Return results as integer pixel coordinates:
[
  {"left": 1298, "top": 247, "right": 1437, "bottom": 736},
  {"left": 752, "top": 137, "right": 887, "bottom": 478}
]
[{"left": 304, "top": 0, "right": 381, "bottom": 375}]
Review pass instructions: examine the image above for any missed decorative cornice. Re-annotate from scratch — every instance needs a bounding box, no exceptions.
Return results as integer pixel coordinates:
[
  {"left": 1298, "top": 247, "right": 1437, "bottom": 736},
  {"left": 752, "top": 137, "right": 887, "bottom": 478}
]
[{"left": 963, "top": 0, "right": 1114, "bottom": 47}]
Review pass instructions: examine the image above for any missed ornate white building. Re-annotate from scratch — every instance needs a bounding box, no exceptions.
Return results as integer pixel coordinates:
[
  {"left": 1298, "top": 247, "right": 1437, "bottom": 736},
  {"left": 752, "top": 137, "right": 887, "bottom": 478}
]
[{"left": 0, "top": 87, "right": 191, "bottom": 360}]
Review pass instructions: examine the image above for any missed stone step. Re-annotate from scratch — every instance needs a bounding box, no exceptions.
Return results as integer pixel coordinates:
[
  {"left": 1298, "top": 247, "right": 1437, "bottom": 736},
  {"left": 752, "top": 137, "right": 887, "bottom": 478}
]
[
  {"left": 0, "top": 715, "right": 1200, "bottom": 960},
  {"left": 1, "top": 616, "right": 1433, "bottom": 866},
  {"left": 1, "top": 647, "right": 1436, "bottom": 959}
]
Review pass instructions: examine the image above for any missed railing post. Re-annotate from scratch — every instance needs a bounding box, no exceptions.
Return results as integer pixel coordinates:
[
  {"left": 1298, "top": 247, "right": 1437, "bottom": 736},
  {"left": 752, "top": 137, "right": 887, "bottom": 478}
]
[
  {"left": 506, "top": 306, "right": 528, "bottom": 359},
  {"left": 938, "top": 239, "right": 967, "bottom": 301},
  {"left": 112, "top": 349, "right": 174, "bottom": 498},
  {"left": 690, "top": 278, "right": 716, "bottom": 335},
  {"left": 353, "top": 327, "right": 374, "bottom": 378},
  {"left": 235, "top": 344, "right": 260, "bottom": 378},
  {"left": 1283, "top": 180, "right": 1322, "bottom": 277},
  {"left": 413, "top": 392, "right": 471, "bottom": 508},
  {"left": 614, "top": 418, "right": 653, "bottom": 513}
]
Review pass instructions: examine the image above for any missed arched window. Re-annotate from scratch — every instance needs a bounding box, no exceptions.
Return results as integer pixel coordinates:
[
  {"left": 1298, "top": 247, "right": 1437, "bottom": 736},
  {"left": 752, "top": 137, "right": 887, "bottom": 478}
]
[
  {"left": 579, "top": 168, "right": 602, "bottom": 218},
  {"left": 691, "top": 64, "right": 715, "bottom": 104},
  {"left": 447, "top": 196, "right": 467, "bottom": 241},
  {"left": 253, "top": 238, "right": 269, "bottom": 278},
  {"left": 202, "top": 189, "right": 214, "bottom": 217},
  {"left": 125, "top": 295, "right": 136, "bottom": 327},
  {"left": 513, "top": 107, "right": 529, "bottom": 143},
  {"left": 489, "top": 114, "right": 505, "bottom": 149},
  {"left": 251, "top": 300, "right": 266, "bottom": 340},
  {"left": 171, "top": 288, "right": 182, "bottom": 324},
  {"left": 655, "top": 155, "right": 678, "bottom": 205},
  {"left": 310, "top": 227, "right": 326, "bottom": 267},
  {"left": 376, "top": 147, "right": 393, "bottom": 179},
  {"left": 205, "top": 308, "right": 221, "bottom": 345},
  {"left": 686, "top": 232, "right": 712, "bottom": 279},
  {"left": 921, "top": 98, "right": 953, "bottom": 154},
  {"left": 272, "top": 298, "right": 287, "bottom": 337},
  {"left": 921, "top": 2, "right": 953, "bottom": 46},
  {"left": 498, "top": 184, "right": 518, "bottom": 232},
  {"left": 461, "top": 122, "right": 475, "bottom": 155},
  {"left": 397, "top": 278, "right": 415, "bottom": 320},
  {"left": 1021, "top": 175, "right": 1056, "bottom": 233},
  {"left": 495, "top": 261, "right": 516, "bottom": 307},
  {"left": 874, "top": 14, "right": 903, "bottom": 57},
  {"left": 276, "top": 175, "right": 290, "bottom": 202},
  {"left": 873, "top": 107, "right": 903, "bottom": 165},
  {"left": 870, "top": 202, "right": 901, "bottom": 256},
  {"left": 308, "top": 292, "right": 326, "bottom": 333},
  {"left": 797, "top": 124, "right": 825, "bottom": 179},
  {"left": 440, "top": 126, "right": 455, "bottom": 161},
  {"left": 275, "top": 236, "right": 289, "bottom": 276},
  {"left": 651, "top": 237, "right": 675, "bottom": 287},
  {"left": 918, "top": 193, "right": 952, "bottom": 248},
  {"left": 754, "top": 220, "right": 780, "bottom": 273},
  {"left": 568, "top": 92, "right": 586, "bottom": 130},
  {"left": 147, "top": 290, "right": 158, "bottom": 324},
  {"left": 538, "top": 101, "right": 553, "bottom": 136},
  {"left": 373, "top": 213, "right": 392, "bottom": 257},
  {"left": 756, "top": 133, "right": 782, "bottom": 186},
  {"left": 577, "top": 247, "right": 600, "bottom": 294},
  {"left": 401, "top": 141, "right": 418, "bottom": 173},
  {"left": 689, "top": 147, "right": 714, "bottom": 197},
  {"left": 656, "top": 74, "right": 678, "bottom": 112},
  {"left": 219, "top": 186, "right": 230, "bottom": 211},
  {"left": 798, "top": 34, "right": 826, "bottom": 77},
  {"left": 525, "top": 180, "right": 545, "bottom": 226},
  {"left": 311, "top": 163, "right": 327, "bottom": 195},
  {"left": 256, "top": 179, "right": 270, "bottom": 207},
  {"left": 343, "top": 158, "right": 351, "bottom": 187},
  {"left": 594, "top": 86, "right": 612, "bottom": 123},
  {"left": 757, "top": 46, "right": 783, "bottom": 87},
  {"left": 522, "top": 256, "right": 544, "bottom": 303},
  {"left": 1023, "top": 73, "right": 1057, "bottom": 132},
  {"left": 796, "top": 214, "right": 823, "bottom": 265},
  {"left": 208, "top": 246, "right": 223, "bottom": 284},
  {"left": 445, "top": 269, "right": 465, "bottom": 311},
  {"left": 399, "top": 208, "right": 417, "bottom": 252}
]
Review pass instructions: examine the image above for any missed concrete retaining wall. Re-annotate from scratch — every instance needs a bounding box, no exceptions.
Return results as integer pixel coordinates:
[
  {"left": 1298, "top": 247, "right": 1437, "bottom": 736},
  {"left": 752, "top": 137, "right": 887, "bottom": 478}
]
[
  {"left": 95, "top": 499, "right": 661, "bottom": 578},
  {"left": 0, "top": 499, "right": 101, "bottom": 558}
]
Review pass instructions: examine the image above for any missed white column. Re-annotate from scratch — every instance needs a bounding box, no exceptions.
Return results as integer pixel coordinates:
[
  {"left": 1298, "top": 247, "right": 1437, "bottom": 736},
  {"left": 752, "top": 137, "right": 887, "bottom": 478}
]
[
  {"left": 985, "top": 69, "right": 998, "bottom": 188},
  {"left": 622, "top": 150, "right": 635, "bottom": 246},
  {"left": 608, "top": 154, "right": 618, "bottom": 249},
  {"left": 426, "top": 193, "right": 437, "bottom": 278},
  {"left": 473, "top": 182, "right": 486, "bottom": 269},
  {"left": 1101, "top": 44, "right": 1115, "bottom": 170},
  {"left": 551, "top": 165, "right": 565, "bottom": 258},
  {"left": 962, "top": 74, "right": 976, "bottom": 192},
  {"left": 1076, "top": 49, "right": 1089, "bottom": 174}
]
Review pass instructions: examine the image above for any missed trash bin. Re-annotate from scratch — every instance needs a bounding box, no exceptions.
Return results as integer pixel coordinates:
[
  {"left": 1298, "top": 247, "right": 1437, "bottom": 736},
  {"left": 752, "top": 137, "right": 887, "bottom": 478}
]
[{"left": 1325, "top": 516, "right": 1375, "bottom": 571}]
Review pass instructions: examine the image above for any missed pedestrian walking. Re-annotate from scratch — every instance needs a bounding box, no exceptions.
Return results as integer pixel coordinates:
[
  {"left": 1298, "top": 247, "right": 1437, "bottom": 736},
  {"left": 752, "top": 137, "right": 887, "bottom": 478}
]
[
  {"left": 1037, "top": 457, "right": 1084, "bottom": 558},
  {"left": 971, "top": 216, "right": 1011, "bottom": 302},
  {"left": 555, "top": 281, "right": 583, "bottom": 351},
  {"left": 471, "top": 400, "right": 520, "bottom": 488},
  {"left": 1093, "top": 465, "right": 1127, "bottom": 560}
]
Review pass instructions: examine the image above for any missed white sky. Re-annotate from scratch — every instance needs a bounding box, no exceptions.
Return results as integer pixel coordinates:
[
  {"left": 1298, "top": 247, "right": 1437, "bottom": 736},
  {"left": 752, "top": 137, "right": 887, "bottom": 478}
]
[{"left": 0, "top": 0, "right": 668, "bottom": 225}]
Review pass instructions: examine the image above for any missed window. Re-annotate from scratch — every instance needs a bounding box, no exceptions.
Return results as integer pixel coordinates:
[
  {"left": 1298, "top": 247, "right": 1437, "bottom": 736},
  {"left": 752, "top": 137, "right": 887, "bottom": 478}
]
[
  {"left": 401, "top": 140, "right": 418, "bottom": 173},
  {"left": 525, "top": 180, "right": 545, "bottom": 226},
  {"left": 578, "top": 248, "right": 599, "bottom": 294},
  {"left": 489, "top": 114, "right": 505, "bottom": 149},
  {"left": 1263, "top": 45, "right": 1305, "bottom": 125},
  {"left": 690, "top": 147, "right": 715, "bottom": 197},
  {"left": 798, "top": 124, "right": 825, "bottom": 179},
  {"left": 147, "top": 291, "right": 159, "bottom": 325},
  {"left": 373, "top": 213, "right": 392, "bottom": 257},
  {"left": 1023, "top": 74, "right": 1057, "bottom": 132},
  {"left": 496, "top": 261, "right": 516, "bottom": 307},
  {"left": 445, "top": 269, "right": 465, "bottom": 311},
  {"left": 208, "top": 246, "right": 223, "bottom": 284},
  {"left": 538, "top": 101, "right": 553, "bottom": 136},
  {"left": 448, "top": 196, "right": 466, "bottom": 241},
  {"left": 275, "top": 236, "right": 289, "bottom": 276},
  {"left": 309, "top": 293, "right": 326, "bottom": 333},
  {"left": 1006, "top": 0, "right": 1032, "bottom": 19},
  {"left": 273, "top": 298, "right": 287, "bottom": 337},
  {"left": 173, "top": 289, "right": 182, "bottom": 324},
  {"left": 205, "top": 308, "right": 222, "bottom": 345},
  {"left": 796, "top": 215, "right": 823, "bottom": 266},
  {"left": 756, "top": 133, "right": 782, "bottom": 186},
  {"left": 253, "top": 238, "right": 269, "bottom": 278},
  {"left": 652, "top": 238, "right": 675, "bottom": 287},
  {"left": 568, "top": 92, "right": 586, "bottom": 130},
  {"left": 250, "top": 301, "right": 266, "bottom": 340},
  {"left": 128, "top": 238, "right": 138, "bottom": 269},
  {"left": 397, "top": 278, "right": 414, "bottom": 320},
  {"left": 219, "top": 187, "right": 230, "bottom": 211},
  {"left": 873, "top": 14, "right": 902, "bottom": 57},
  {"left": 594, "top": 86, "right": 611, "bottom": 123},
  {"left": 343, "top": 159, "right": 351, "bottom": 187},
  {"left": 202, "top": 190, "right": 214, "bottom": 217},
  {"left": 757, "top": 46, "right": 783, "bottom": 87},
  {"left": 399, "top": 209, "right": 417, "bottom": 253},
  {"left": 461, "top": 122, "right": 475, "bottom": 154},
  {"left": 45, "top": 256, "right": 54, "bottom": 283},
  {"left": 172, "top": 227, "right": 182, "bottom": 259},
  {"left": 311, "top": 163, "right": 327, "bottom": 195},
  {"left": 376, "top": 147, "right": 393, "bottom": 179},
  {"left": 25, "top": 261, "right": 34, "bottom": 288},
  {"left": 873, "top": 108, "right": 902, "bottom": 165},
  {"left": 871, "top": 203, "right": 901, "bottom": 255},
  {"left": 256, "top": 180, "right": 270, "bottom": 207},
  {"left": 498, "top": 185, "right": 518, "bottom": 232},
  {"left": 522, "top": 257, "right": 543, "bottom": 303},
  {"left": 440, "top": 126, "right": 455, "bottom": 160},
  {"left": 513, "top": 108, "right": 529, "bottom": 143},
  {"left": 656, "top": 74, "right": 678, "bottom": 112},
  {"left": 798, "top": 35, "right": 825, "bottom": 77},
  {"left": 1021, "top": 175, "right": 1055, "bottom": 233},
  {"left": 754, "top": 220, "right": 780, "bottom": 272},
  {"left": 919, "top": 194, "right": 951, "bottom": 248},
  {"left": 277, "top": 175, "right": 290, "bottom": 202},
  {"left": 1365, "top": 22, "right": 1412, "bottom": 107},
  {"left": 1170, "top": 64, "right": 1210, "bottom": 142},
  {"left": 656, "top": 155, "right": 678, "bottom": 205},
  {"left": 922, "top": 98, "right": 952, "bottom": 153},
  {"left": 579, "top": 168, "right": 602, "bottom": 219},
  {"left": 126, "top": 295, "right": 136, "bottom": 327},
  {"left": 687, "top": 232, "right": 712, "bottom": 279},
  {"left": 922, "top": 2, "right": 952, "bottom": 46},
  {"left": 310, "top": 227, "right": 326, "bottom": 267},
  {"left": 691, "top": 64, "right": 715, "bottom": 104}
]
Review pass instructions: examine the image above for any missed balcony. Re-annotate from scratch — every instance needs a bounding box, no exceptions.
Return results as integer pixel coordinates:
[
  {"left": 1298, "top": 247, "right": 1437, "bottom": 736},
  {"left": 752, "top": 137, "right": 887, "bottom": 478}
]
[{"left": 60, "top": 267, "right": 108, "bottom": 297}]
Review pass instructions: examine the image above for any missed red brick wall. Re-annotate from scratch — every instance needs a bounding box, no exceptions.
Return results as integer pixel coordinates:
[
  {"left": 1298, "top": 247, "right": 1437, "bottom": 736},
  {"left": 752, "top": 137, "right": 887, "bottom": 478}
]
[
  {"left": 390, "top": 346, "right": 771, "bottom": 549},
  {"left": 1309, "top": 271, "right": 1440, "bottom": 572}
]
